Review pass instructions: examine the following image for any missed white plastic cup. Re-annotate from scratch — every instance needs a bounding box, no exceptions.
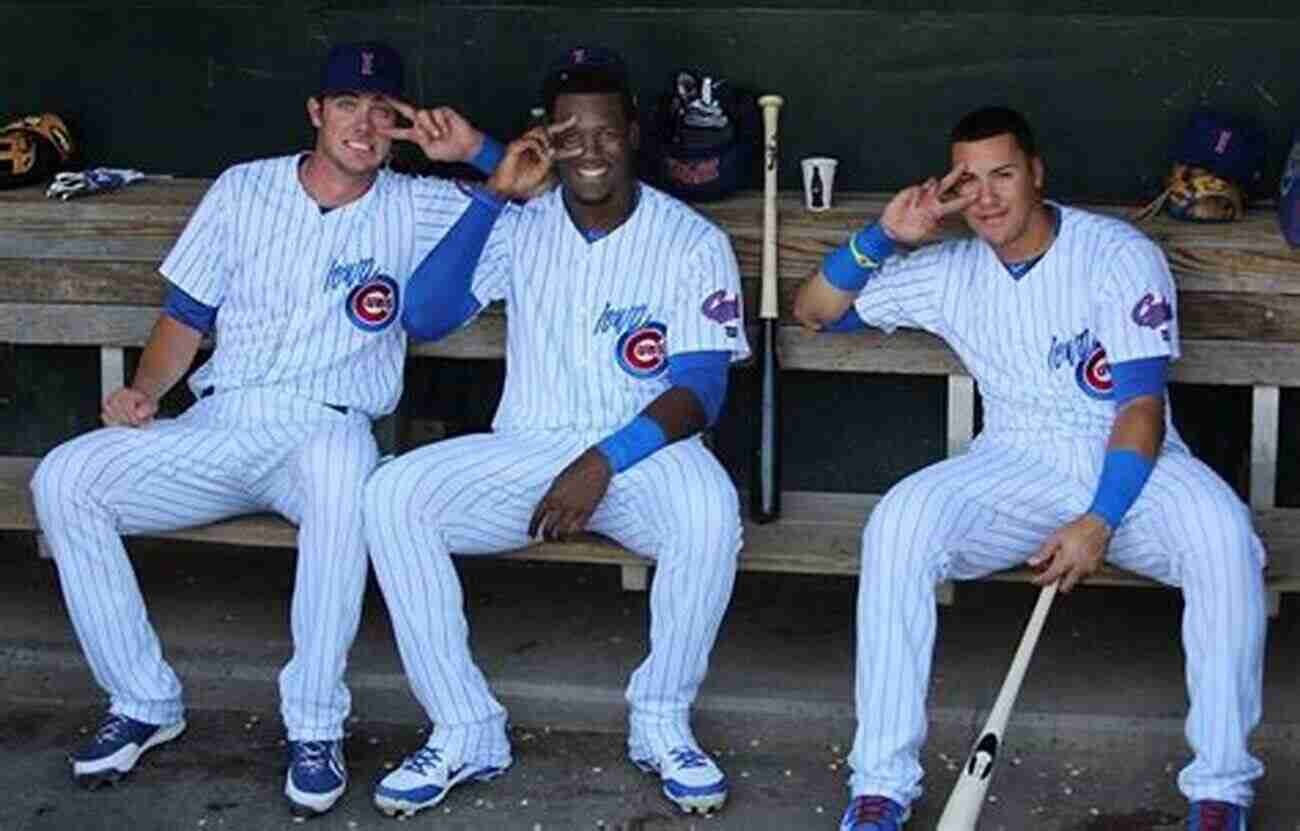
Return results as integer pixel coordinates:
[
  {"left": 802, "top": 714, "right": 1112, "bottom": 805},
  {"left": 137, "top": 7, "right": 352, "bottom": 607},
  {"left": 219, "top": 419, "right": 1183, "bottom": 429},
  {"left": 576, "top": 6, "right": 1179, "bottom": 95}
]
[{"left": 801, "top": 157, "right": 838, "bottom": 212}]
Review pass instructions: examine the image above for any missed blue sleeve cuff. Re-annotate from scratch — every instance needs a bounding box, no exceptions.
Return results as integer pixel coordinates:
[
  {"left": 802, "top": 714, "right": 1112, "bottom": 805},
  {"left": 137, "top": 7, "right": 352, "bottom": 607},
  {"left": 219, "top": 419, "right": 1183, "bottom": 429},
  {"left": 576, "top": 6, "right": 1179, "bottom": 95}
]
[
  {"left": 162, "top": 282, "right": 218, "bottom": 334},
  {"left": 596, "top": 414, "right": 668, "bottom": 474},
  {"left": 667, "top": 350, "right": 731, "bottom": 426},
  {"left": 822, "top": 223, "right": 895, "bottom": 292},
  {"left": 1087, "top": 448, "right": 1155, "bottom": 530},
  {"left": 822, "top": 305, "right": 867, "bottom": 332},
  {"left": 1110, "top": 356, "right": 1168, "bottom": 404},
  {"left": 468, "top": 136, "right": 504, "bottom": 176}
]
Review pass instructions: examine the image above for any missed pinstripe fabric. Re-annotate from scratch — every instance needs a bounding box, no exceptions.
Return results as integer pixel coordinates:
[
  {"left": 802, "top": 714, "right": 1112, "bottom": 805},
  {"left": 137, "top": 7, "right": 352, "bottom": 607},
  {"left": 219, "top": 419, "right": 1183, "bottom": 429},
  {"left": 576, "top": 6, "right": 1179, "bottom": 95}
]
[
  {"left": 843, "top": 205, "right": 1267, "bottom": 810},
  {"left": 162, "top": 155, "right": 471, "bottom": 417},
  {"left": 31, "top": 158, "right": 475, "bottom": 740},
  {"left": 465, "top": 184, "right": 750, "bottom": 434},
  {"left": 364, "top": 431, "right": 741, "bottom": 763},
  {"left": 363, "top": 180, "right": 747, "bottom": 762}
]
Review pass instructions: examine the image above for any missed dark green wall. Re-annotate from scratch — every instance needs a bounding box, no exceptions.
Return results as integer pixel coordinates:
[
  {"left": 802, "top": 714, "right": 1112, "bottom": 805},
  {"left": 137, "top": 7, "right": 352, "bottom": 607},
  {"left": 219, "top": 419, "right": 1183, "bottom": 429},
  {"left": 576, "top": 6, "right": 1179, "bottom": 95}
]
[
  {"left": 3, "top": 2, "right": 1298, "bottom": 501},
  {"left": 4, "top": 2, "right": 1299, "bottom": 198}
]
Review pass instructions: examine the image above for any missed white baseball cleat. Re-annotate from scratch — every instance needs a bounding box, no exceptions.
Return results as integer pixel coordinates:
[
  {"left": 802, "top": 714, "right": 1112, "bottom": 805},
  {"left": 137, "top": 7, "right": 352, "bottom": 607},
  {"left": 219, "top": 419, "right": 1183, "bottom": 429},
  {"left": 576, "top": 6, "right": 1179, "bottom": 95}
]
[
  {"left": 631, "top": 743, "right": 729, "bottom": 814},
  {"left": 373, "top": 744, "right": 508, "bottom": 818}
]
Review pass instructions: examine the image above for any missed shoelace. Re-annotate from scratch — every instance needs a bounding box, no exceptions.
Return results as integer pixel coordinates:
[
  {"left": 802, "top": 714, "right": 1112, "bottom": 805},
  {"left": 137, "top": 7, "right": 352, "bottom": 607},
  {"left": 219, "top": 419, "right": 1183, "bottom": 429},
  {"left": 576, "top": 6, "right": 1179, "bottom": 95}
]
[
  {"left": 668, "top": 747, "right": 710, "bottom": 770},
  {"left": 401, "top": 746, "right": 446, "bottom": 775},
  {"left": 1191, "top": 801, "right": 1232, "bottom": 831},
  {"left": 92, "top": 714, "right": 132, "bottom": 745},
  {"left": 848, "top": 796, "right": 899, "bottom": 824},
  {"left": 290, "top": 741, "right": 333, "bottom": 773}
]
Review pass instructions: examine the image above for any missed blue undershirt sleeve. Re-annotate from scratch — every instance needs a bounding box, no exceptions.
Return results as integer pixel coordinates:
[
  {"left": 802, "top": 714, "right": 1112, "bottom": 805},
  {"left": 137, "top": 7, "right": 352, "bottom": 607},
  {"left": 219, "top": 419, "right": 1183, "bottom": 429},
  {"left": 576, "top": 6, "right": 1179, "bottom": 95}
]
[
  {"left": 401, "top": 185, "right": 502, "bottom": 342},
  {"left": 666, "top": 350, "right": 731, "bottom": 426},
  {"left": 162, "top": 282, "right": 218, "bottom": 334},
  {"left": 1110, "top": 356, "right": 1169, "bottom": 404},
  {"left": 822, "top": 305, "right": 868, "bottom": 332}
]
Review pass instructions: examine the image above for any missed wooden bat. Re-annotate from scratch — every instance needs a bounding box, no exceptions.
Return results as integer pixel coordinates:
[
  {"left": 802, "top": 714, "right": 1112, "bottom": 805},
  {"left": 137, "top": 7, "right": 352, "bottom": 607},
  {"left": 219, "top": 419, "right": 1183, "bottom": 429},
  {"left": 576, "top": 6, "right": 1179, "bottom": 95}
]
[
  {"left": 936, "top": 582, "right": 1059, "bottom": 830},
  {"left": 751, "top": 94, "right": 784, "bottom": 524}
]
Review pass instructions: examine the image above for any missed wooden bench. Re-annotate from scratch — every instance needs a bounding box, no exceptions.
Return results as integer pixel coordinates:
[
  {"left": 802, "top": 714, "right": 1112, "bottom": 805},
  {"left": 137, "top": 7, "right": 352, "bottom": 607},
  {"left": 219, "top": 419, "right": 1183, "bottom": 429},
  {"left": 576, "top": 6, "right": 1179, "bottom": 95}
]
[{"left": 1, "top": 181, "right": 1297, "bottom": 609}]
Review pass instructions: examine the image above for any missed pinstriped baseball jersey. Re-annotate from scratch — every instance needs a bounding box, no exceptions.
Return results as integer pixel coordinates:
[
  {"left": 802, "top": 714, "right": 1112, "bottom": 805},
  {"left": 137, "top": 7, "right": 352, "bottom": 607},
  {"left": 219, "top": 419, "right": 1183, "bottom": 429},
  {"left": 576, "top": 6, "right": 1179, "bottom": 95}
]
[
  {"left": 854, "top": 203, "right": 1183, "bottom": 444},
  {"left": 465, "top": 183, "right": 750, "bottom": 433},
  {"left": 162, "top": 155, "right": 470, "bottom": 416}
]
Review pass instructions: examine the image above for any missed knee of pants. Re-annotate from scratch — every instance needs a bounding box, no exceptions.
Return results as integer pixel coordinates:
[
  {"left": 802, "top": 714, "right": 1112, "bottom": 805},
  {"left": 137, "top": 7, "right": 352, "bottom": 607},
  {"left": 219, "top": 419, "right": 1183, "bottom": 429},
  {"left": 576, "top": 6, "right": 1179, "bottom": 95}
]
[
  {"left": 654, "top": 484, "right": 742, "bottom": 569},
  {"left": 362, "top": 458, "right": 423, "bottom": 551},
  {"left": 30, "top": 440, "right": 99, "bottom": 526},
  {"left": 859, "top": 482, "right": 945, "bottom": 580},
  {"left": 1171, "top": 489, "right": 1263, "bottom": 591}
]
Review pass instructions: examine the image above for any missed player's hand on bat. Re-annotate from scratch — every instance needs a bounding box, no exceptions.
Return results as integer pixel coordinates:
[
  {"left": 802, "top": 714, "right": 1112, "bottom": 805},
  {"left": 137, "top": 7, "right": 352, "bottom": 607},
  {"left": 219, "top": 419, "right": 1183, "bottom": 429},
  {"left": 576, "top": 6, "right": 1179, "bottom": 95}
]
[
  {"left": 528, "top": 447, "right": 613, "bottom": 542},
  {"left": 1027, "top": 513, "right": 1113, "bottom": 593},
  {"left": 879, "top": 163, "right": 978, "bottom": 244},
  {"left": 101, "top": 386, "right": 158, "bottom": 428},
  {"left": 485, "top": 118, "right": 580, "bottom": 202},
  {"left": 380, "top": 99, "right": 485, "bottom": 164}
]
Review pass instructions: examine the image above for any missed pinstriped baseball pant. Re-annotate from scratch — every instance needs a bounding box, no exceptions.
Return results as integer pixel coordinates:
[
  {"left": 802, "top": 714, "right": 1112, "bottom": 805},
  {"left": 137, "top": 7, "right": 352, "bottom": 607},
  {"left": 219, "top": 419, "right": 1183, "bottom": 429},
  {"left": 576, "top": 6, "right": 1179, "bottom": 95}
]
[
  {"left": 363, "top": 430, "right": 742, "bottom": 766},
  {"left": 30, "top": 388, "right": 378, "bottom": 741},
  {"left": 847, "top": 434, "right": 1267, "bottom": 809}
]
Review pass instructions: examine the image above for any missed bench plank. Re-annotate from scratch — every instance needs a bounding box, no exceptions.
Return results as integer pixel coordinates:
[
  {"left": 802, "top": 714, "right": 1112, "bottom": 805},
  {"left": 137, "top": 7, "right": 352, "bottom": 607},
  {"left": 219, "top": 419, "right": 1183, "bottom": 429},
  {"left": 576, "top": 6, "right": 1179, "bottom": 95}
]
[
  {"left": 4, "top": 456, "right": 1297, "bottom": 589},
  {"left": 5, "top": 302, "right": 1300, "bottom": 387}
]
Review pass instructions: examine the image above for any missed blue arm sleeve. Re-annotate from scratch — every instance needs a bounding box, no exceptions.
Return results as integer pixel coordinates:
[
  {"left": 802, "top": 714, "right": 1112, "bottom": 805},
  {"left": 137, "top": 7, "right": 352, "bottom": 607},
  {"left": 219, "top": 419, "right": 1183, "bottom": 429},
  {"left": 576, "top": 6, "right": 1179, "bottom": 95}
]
[
  {"left": 595, "top": 351, "right": 731, "bottom": 474},
  {"left": 822, "top": 305, "right": 867, "bottom": 332},
  {"left": 667, "top": 350, "right": 731, "bottom": 426},
  {"left": 401, "top": 185, "right": 502, "bottom": 342},
  {"left": 822, "top": 222, "right": 896, "bottom": 292},
  {"left": 1087, "top": 449, "right": 1155, "bottom": 530},
  {"left": 468, "top": 136, "right": 504, "bottom": 175},
  {"left": 1110, "top": 356, "right": 1169, "bottom": 405},
  {"left": 162, "top": 282, "right": 218, "bottom": 334}
]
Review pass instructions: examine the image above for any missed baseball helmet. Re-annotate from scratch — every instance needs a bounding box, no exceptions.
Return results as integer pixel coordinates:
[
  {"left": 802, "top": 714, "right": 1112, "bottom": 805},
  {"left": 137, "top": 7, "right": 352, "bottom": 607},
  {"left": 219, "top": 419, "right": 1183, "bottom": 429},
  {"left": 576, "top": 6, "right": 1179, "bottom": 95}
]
[{"left": 0, "top": 113, "right": 75, "bottom": 190}]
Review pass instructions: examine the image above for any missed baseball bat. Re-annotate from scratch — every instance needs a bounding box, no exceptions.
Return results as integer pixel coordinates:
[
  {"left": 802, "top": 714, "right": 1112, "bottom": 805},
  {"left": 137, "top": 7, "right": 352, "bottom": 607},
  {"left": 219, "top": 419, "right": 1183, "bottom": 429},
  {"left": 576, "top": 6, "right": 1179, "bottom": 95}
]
[
  {"left": 936, "top": 582, "right": 1059, "bottom": 830},
  {"left": 751, "top": 94, "right": 784, "bottom": 525}
]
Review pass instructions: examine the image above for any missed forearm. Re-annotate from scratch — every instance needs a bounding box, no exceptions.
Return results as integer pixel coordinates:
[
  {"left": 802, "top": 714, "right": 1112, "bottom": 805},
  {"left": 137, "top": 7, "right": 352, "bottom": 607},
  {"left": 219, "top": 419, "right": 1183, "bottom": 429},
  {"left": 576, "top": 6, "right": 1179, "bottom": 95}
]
[
  {"left": 793, "top": 223, "right": 894, "bottom": 329},
  {"left": 1087, "top": 395, "right": 1164, "bottom": 529},
  {"left": 132, "top": 315, "right": 203, "bottom": 400}
]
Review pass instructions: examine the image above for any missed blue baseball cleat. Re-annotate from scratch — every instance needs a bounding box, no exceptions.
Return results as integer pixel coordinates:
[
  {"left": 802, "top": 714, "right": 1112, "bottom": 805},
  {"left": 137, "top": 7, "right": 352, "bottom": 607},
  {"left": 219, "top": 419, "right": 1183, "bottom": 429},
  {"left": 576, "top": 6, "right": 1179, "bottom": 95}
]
[
  {"left": 373, "top": 745, "right": 508, "bottom": 818},
  {"left": 284, "top": 739, "right": 347, "bottom": 816},
  {"left": 839, "top": 795, "right": 910, "bottom": 830},
  {"left": 70, "top": 713, "right": 185, "bottom": 789},
  {"left": 1186, "top": 800, "right": 1248, "bottom": 830},
  {"left": 631, "top": 744, "right": 729, "bottom": 814}
]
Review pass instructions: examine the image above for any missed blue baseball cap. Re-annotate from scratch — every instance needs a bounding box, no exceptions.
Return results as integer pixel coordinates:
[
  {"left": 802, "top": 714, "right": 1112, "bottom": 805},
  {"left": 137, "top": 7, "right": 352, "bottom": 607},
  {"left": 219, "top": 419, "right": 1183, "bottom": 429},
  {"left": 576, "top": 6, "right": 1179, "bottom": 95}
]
[
  {"left": 542, "top": 45, "right": 633, "bottom": 111},
  {"left": 320, "top": 41, "right": 403, "bottom": 98}
]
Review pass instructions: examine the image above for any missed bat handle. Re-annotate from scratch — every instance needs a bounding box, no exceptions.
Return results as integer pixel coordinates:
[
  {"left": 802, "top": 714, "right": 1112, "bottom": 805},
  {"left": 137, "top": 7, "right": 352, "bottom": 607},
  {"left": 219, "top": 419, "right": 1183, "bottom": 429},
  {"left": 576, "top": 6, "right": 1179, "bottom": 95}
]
[{"left": 757, "top": 95, "right": 783, "bottom": 321}]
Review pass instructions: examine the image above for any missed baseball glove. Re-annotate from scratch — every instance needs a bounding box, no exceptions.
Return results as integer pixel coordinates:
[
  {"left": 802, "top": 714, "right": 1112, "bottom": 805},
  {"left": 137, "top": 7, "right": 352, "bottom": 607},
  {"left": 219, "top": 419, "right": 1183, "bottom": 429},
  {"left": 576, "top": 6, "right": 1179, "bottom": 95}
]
[
  {"left": 0, "top": 113, "right": 75, "bottom": 189},
  {"left": 1135, "top": 162, "right": 1246, "bottom": 223}
]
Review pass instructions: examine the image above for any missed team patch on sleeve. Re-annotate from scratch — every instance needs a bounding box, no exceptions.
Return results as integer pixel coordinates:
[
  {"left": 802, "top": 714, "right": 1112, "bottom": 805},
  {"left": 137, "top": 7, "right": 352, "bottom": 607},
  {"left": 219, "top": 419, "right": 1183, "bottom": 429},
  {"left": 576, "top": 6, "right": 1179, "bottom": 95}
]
[
  {"left": 616, "top": 321, "right": 668, "bottom": 378},
  {"left": 699, "top": 289, "right": 740, "bottom": 338},
  {"left": 1130, "top": 291, "right": 1173, "bottom": 341},
  {"left": 345, "top": 274, "right": 400, "bottom": 332}
]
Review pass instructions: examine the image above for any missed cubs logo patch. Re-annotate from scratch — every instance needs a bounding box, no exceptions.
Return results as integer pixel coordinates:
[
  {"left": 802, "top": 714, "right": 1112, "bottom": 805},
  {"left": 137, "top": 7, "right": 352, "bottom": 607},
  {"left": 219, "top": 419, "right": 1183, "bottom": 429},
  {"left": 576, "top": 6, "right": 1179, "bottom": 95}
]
[
  {"left": 616, "top": 321, "right": 667, "bottom": 378},
  {"left": 1075, "top": 345, "right": 1113, "bottom": 400},
  {"left": 345, "top": 274, "right": 399, "bottom": 332}
]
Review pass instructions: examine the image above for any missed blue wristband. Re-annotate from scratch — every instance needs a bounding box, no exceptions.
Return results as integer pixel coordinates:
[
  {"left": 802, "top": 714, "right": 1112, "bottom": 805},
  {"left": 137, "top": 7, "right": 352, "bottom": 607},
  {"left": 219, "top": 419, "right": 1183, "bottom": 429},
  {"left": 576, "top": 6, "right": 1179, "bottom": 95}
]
[
  {"left": 596, "top": 414, "right": 668, "bottom": 473},
  {"left": 1086, "top": 448, "right": 1155, "bottom": 530},
  {"left": 822, "top": 223, "right": 895, "bottom": 292},
  {"left": 468, "top": 136, "right": 504, "bottom": 175}
]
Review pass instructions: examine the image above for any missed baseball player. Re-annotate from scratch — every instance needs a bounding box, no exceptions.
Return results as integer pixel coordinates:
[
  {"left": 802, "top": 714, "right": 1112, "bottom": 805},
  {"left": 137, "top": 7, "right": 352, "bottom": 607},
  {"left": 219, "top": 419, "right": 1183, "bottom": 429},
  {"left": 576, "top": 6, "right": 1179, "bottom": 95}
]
[
  {"left": 794, "top": 107, "right": 1267, "bottom": 831},
  {"left": 361, "top": 46, "right": 748, "bottom": 818},
  {"left": 29, "top": 42, "right": 507, "bottom": 817}
]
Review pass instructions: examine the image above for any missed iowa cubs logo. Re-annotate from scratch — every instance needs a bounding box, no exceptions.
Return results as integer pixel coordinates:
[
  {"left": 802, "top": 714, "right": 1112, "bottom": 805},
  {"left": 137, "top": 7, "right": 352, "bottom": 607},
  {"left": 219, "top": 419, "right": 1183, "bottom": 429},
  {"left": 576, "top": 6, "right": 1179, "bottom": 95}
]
[
  {"left": 616, "top": 322, "right": 667, "bottom": 378},
  {"left": 1075, "top": 345, "right": 1113, "bottom": 400},
  {"left": 345, "top": 275, "right": 399, "bottom": 332}
]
